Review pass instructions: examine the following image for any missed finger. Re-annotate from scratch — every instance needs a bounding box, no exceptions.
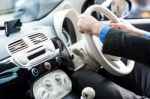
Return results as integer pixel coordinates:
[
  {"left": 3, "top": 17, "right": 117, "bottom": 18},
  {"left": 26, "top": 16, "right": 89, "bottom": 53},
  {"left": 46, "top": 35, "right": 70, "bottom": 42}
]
[
  {"left": 111, "top": 23, "right": 119, "bottom": 27},
  {"left": 111, "top": 23, "right": 124, "bottom": 27},
  {"left": 110, "top": 24, "right": 122, "bottom": 30},
  {"left": 113, "top": 27, "right": 121, "bottom": 30},
  {"left": 77, "top": 22, "right": 83, "bottom": 32},
  {"left": 77, "top": 20, "right": 82, "bottom": 28},
  {"left": 78, "top": 27, "right": 84, "bottom": 33}
]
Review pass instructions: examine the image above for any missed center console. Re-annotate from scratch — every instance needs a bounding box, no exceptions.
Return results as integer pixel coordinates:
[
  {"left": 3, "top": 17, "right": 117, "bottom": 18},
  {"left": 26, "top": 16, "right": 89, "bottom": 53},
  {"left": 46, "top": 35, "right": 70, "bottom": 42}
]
[
  {"left": 6, "top": 27, "right": 56, "bottom": 70},
  {"left": 33, "top": 70, "right": 72, "bottom": 99}
]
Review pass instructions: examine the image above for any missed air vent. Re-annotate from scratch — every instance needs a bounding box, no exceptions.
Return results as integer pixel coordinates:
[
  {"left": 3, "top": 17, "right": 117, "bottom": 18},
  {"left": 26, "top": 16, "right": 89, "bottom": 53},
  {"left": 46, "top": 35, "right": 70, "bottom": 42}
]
[
  {"left": 28, "top": 33, "right": 48, "bottom": 45},
  {"left": 8, "top": 39, "right": 28, "bottom": 54}
]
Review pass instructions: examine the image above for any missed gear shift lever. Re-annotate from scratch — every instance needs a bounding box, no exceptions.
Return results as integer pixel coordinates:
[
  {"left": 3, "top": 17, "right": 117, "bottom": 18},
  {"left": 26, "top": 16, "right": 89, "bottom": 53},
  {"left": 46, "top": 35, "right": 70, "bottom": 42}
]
[{"left": 81, "top": 87, "right": 95, "bottom": 99}]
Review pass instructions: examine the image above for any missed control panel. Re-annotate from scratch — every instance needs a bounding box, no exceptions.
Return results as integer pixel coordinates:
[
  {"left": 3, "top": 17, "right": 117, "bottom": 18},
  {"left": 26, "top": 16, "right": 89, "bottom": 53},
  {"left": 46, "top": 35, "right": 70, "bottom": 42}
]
[
  {"left": 7, "top": 32, "right": 56, "bottom": 70},
  {"left": 33, "top": 70, "right": 72, "bottom": 99}
]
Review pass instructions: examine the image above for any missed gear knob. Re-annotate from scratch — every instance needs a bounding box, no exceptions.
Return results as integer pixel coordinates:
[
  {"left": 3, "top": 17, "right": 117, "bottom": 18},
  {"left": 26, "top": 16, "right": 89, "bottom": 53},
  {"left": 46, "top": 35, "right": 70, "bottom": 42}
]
[{"left": 81, "top": 87, "right": 95, "bottom": 99}]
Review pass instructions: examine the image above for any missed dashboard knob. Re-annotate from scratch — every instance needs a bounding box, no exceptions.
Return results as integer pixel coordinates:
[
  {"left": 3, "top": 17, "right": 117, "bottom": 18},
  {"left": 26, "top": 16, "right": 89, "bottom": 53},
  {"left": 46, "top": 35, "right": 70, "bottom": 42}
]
[
  {"left": 54, "top": 74, "right": 62, "bottom": 85},
  {"left": 55, "top": 57, "right": 62, "bottom": 65},
  {"left": 31, "top": 68, "right": 39, "bottom": 77},
  {"left": 38, "top": 88, "right": 52, "bottom": 99},
  {"left": 63, "top": 77, "right": 71, "bottom": 90},
  {"left": 43, "top": 79, "right": 53, "bottom": 91},
  {"left": 44, "top": 62, "right": 52, "bottom": 70},
  {"left": 42, "top": 90, "right": 50, "bottom": 99}
]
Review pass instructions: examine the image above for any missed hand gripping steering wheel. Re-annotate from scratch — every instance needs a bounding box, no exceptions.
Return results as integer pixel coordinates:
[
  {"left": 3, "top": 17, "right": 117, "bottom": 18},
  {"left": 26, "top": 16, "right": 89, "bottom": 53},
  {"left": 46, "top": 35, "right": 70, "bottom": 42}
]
[{"left": 84, "top": 5, "right": 134, "bottom": 76}]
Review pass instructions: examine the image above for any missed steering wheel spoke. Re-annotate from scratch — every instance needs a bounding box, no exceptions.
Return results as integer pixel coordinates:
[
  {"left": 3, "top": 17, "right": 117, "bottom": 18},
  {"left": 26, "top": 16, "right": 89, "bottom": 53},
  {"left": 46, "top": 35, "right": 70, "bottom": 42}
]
[{"left": 110, "top": 60, "right": 134, "bottom": 74}]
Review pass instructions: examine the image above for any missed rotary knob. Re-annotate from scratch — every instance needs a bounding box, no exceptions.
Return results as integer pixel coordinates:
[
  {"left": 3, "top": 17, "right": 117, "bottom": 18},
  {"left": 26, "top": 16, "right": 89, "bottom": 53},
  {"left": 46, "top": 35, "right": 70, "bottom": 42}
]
[
  {"left": 54, "top": 74, "right": 62, "bottom": 85},
  {"left": 63, "top": 77, "right": 72, "bottom": 90},
  {"left": 41, "top": 90, "right": 51, "bottom": 99},
  {"left": 38, "top": 88, "right": 52, "bottom": 99},
  {"left": 43, "top": 79, "right": 53, "bottom": 91}
]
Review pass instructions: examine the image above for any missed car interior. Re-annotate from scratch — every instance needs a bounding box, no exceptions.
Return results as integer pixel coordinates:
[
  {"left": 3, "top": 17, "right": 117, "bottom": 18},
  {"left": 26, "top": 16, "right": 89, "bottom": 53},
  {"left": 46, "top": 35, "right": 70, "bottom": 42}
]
[{"left": 0, "top": 0, "right": 150, "bottom": 99}]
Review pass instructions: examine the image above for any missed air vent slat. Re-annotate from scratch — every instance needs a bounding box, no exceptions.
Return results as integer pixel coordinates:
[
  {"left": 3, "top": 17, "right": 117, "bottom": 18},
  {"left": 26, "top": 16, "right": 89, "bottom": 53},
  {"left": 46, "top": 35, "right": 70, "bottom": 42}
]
[
  {"left": 28, "top": 33, "right": 48, "bottom": 45},
  {"left": 8, "top": 39, "right": 28, "bottom": 54},
  {"left": 8, "top": 43, "right": 27, "bottom": 49},
  {"left": 10, "top": 46, "right": 28, "bottom": 54},
  {"left": 9, "top": 45, "right": 28, "bottom": 52},
  {"left": 8, "top": 41, "right": 25, "bottom": 47}
]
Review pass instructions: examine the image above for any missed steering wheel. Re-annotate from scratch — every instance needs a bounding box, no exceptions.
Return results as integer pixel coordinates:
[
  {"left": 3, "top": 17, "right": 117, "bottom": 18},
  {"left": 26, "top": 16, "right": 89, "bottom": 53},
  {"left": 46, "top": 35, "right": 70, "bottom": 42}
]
[{"left": 84, "top": 5, "right": 134, "bottom": 76}]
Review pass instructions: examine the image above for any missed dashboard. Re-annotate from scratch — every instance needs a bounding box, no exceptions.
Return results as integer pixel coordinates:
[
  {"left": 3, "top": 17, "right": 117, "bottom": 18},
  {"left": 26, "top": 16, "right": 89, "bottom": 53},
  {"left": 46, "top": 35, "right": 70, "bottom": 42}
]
[
  {"left": 0, "top": 20, "right": 78, "bottom": 71},
  {"left": 0, "top": 0, "right": 148, "bottom": 99},
  {"left": 0, "top": 0, "right": 99, "bottom": 78},
  {"left": 0, "top": 24, "right": 75, "bottom": 99},
  {"left": 0, "top": 0, "right": 84, "bottom": 67}
]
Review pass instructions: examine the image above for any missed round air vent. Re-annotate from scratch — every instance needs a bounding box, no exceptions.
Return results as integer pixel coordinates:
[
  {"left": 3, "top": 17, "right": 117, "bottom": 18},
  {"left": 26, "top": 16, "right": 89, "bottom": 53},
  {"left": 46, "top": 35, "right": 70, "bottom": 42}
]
[
  {"left": 54, "top": 9, "right": 82, "bottom": 46},
  {"left": 62, "top": 18, "right": 76, "bottom": 46}
]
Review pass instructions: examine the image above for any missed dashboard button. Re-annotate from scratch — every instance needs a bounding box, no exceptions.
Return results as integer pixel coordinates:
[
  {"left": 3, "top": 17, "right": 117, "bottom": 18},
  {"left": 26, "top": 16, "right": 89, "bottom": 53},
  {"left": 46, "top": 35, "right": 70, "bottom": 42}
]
[
  {"left": 44, "top": 62, "right": 52, "bottom": 70},
  {"left": 31, "top": 68, "right": 39, "bottom": 77}
]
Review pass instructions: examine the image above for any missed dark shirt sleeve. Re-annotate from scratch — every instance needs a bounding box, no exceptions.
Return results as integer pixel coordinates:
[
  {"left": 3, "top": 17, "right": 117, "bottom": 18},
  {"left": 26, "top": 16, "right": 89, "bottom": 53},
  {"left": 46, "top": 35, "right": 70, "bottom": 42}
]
[{"left": 102, "top": 28, "right": 150, "bottom": 65}]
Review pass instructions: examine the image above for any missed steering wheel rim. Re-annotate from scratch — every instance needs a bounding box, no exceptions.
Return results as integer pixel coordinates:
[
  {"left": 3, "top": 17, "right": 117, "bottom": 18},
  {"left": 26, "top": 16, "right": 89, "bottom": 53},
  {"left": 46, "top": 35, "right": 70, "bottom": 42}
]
[{"left": 84, "top": 5, "right": 134, "bottom": 76}]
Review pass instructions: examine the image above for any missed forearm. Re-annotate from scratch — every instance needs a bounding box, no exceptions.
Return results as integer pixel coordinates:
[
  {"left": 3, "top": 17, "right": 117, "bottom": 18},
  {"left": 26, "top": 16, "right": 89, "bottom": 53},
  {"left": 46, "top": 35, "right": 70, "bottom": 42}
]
[
  {"left": 102, "top": 28, "right": 150, "bottom": 65},
  {"left": 132, "top": 28, "right": 148, "bottom": 37}
]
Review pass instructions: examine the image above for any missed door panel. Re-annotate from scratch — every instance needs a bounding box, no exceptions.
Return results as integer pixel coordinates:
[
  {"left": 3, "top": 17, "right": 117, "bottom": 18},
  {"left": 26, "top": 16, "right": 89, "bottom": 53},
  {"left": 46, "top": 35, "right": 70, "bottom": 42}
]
[{"left": 128, "top": 19, "right": 150, "bottom": 32}]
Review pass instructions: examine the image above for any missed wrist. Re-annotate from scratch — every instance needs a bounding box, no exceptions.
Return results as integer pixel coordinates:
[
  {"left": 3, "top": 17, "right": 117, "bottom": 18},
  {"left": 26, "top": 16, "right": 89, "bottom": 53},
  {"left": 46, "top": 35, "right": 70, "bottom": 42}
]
[
  {"left": 133, "top": 28, "right": 145, "bottom": 37},
  {"left": 92, "top": 22, "right": 103, "bottom": 36},
  {"left": 143, "top": 32, "right": 150, "bottom": 38},
  {"left": 99, "top": 26, "right": 110, "bottom": 43}
]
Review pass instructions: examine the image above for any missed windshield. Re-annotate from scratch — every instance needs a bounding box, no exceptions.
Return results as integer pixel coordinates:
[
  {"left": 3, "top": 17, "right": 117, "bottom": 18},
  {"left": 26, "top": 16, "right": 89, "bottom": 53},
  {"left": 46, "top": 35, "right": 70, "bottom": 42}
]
[
  {"left": 0, "top": 0, "right": 63, "bottom": 23},
  {"left": 128, "top": 0, "right": 150, "bottom": 19}
]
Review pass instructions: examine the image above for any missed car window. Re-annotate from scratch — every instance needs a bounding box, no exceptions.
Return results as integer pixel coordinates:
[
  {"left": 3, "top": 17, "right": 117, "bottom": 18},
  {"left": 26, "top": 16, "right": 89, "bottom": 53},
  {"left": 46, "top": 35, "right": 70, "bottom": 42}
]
[{"left": 128, "top": 0, "right": 150, "bottom": 19}]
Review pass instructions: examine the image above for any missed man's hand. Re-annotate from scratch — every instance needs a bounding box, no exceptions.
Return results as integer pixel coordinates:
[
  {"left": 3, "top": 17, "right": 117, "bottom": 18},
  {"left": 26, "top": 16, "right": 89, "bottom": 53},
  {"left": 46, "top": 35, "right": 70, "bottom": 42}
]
[{"left": 77, "top": 14, "right": 104, "bottom": 36}]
